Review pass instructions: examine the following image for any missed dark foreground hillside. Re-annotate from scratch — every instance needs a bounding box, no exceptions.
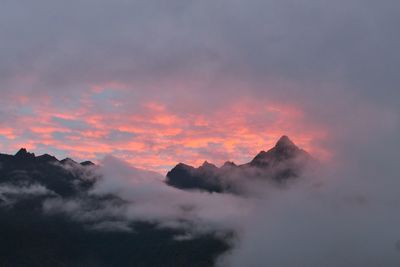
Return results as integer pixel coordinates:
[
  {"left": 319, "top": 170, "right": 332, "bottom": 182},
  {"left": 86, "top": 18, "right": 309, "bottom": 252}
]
[
  {"left": 0, "top": 208, "right": 228, "bottom": 267},
  {"left": 0, "top": 149, "right": 230, "bottom": 267}
]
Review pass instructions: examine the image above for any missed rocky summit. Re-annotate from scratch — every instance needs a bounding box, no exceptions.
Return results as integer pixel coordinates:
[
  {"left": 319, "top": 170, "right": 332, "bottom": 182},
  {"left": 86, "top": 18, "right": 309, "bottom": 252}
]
[{"left": 166, "top": 136, "right": 313, "bottom": 194}]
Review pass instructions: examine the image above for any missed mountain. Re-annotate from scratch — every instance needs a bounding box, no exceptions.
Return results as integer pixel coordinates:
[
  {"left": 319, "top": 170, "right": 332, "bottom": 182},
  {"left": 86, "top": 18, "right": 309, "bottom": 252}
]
[
  {"left": 0, "top": 136, "right": 313, "bottom": 266},
  {"left": 166, "top": 161, "right": 224, "bottom": 193},
  {"left": 0, "top": 149, "right": 230, "bottom": 267},
  {"left": 166, "top": 136, "right": 313, "bottom": 194},
  {"left": 0, "top": 149, "right": 95, "bottom": 198},
  {"left": 248, "top": 135, "right": 308, "bottom": 166}
]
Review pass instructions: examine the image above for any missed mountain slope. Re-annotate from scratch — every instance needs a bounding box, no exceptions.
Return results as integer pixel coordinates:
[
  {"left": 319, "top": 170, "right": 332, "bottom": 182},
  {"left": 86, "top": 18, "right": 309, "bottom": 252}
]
[
  {"left": 0, "top": 149, "right": 230, "bottom": 267},
  {"left": 166, "top": 136, "right": 313, "bottom": 193}
]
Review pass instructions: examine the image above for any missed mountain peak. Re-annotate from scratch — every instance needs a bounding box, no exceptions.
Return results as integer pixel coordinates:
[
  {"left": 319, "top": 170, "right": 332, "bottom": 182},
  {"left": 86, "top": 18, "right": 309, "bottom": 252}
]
[
  {"left": 222, "top": 161, "right": 236, "bottom": 168},
  {"left": 201, "top": 161, "right": 213, "bottom": 167},
  {"left": 249, "top": 135, "right": 304, "bottom": 166},
  {"left": 37, "top": 153, "right": 58, "bottom": 162},
  {"left": 15, "top": 148, "right": 35, "bottom": 159},
  {"left": 275, "top": 135, "right": 297, "bottom": 149},
  {"left": 60, "top": 158, "right": 78, "bottom": 165},
  {"left": 200, "top": 161, "right": 218, "bottom": 170}
]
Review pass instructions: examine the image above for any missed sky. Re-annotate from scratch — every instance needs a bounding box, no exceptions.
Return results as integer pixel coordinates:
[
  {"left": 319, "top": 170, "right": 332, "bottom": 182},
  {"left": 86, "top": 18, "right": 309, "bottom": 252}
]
[
  {"left": 0, "top": 0, "right": 399, "bottom": 173},
  {"left": 1, "top": 1, "right": 400, "bottom": 266}
]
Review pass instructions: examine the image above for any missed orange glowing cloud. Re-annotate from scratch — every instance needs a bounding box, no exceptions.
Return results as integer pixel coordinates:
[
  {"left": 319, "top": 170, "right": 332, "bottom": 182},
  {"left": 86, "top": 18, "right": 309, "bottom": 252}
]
[
  {"left": 0, "top": 128, "right": 17, "bottom": 140},
  {"left": 0, "top": 87, "right": 329, "bottom": 173}
]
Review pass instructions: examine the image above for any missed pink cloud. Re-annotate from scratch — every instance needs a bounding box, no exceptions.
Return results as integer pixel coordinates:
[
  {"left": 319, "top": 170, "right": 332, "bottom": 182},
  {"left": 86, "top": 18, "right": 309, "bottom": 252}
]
[{"left": 0, "top": 85, "right": 329, "bottom": 173}]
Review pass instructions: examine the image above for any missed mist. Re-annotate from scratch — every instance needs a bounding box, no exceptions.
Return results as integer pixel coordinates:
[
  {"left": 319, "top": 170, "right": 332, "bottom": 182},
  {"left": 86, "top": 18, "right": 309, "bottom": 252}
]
[
  {"left": 43, "top": 155, "right": 252, "bottom": 237},
  {"left": 39, "top": 122, "right": 400, "bottom": 267}
]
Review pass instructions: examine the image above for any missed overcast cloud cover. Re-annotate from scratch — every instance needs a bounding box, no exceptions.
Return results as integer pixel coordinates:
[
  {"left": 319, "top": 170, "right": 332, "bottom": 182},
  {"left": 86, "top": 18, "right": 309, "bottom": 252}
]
[
  {"left": 1, "top": 1, "right": 400, "bottom": 265},
  {"left": 0, "top": 0, "right": 399, "bottom": 172}
]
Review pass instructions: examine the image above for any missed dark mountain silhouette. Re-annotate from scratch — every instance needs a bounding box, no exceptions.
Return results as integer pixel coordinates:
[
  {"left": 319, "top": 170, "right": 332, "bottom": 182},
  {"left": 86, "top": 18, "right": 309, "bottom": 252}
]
[
  {"left": 0, "top": 136, "right": 313, "bottom": 266},
  {"left": 249, "top": 135, "right": 307, "bottom": 166},
  {"left": 166, "top": 136, "right": 313, "bottom": 193},
  {"left": 0, "top": 149, "right": 230, "bottom": 267},
  {"left": 166, "top": 161, "right": 224, "bottom": 193},
  {"left": 0, "top": 149, "right": 95, "bottom": 198}
]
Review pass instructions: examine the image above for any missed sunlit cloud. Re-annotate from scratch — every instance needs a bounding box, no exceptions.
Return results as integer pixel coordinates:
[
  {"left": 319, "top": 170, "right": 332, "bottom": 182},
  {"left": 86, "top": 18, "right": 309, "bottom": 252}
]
[{"left": 0, "top": 84, "right": 328, "bottom": 173}]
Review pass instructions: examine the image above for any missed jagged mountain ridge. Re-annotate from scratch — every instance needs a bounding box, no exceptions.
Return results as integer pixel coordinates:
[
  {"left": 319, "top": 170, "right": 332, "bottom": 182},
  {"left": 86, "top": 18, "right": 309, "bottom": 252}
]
[
  {"left": 0, "top": 148, "right": 230, "bottom": 267},
  {"left": 0, "top": 136, "right": 312, "bottom": 266},
  {"left": 0, "top": 148, "right": 97, "bottom": 198},
  {"left": 166, "top": 136, "right": 313, "bottom": 194}
]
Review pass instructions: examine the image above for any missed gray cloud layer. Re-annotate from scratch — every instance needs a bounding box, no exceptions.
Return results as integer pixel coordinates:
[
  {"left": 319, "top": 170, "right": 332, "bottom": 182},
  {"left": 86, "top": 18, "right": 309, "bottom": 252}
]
[
  {"left": 1, "top": 0, "right": 399, "bottom": 151},
  {"left": 1, "top": 0, "right": 399, "bottom": 157},
  {"left": 1, "top": 0, "right": 399, "bottom": 102}
]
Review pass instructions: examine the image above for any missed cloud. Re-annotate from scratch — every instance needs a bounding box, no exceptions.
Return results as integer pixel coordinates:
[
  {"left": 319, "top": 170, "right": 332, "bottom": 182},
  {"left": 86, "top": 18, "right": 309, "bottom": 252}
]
[
  {"left": 216, "top": 128, "right": 400, "bottom": 266},
  {"left": 1, "top": 1, "right": 400, "bottom": 265},
  {"left": 218, "top": 173, "right": 400, "bottom": 266},
  {"left": 0, "top": 183, "right": 54, "bottom": 205},
  {"left": 1, "top": 0, "right": 399, "bottom": 97},
  {"left": 38, "top": 135, "right": 400, "bottom": 267},
  {"left": 8, "top": 120, "right": 393, "bottom": 267},
  {"left": 89, "top": 221, "right": 132, "bottom": 232},
  {"left": 92, "top": 156, "right": 252, "bottom": 232},
  {"left": 43, "top": 196, "right": 128, "bottom": 225},
  {"left": 42, "top": 155, "right": 251, "bottom": 237},
  {"left": 0, "top": 95, "right": 324, "bottom": 173},
  {"left": 1, "top": 0, "right": 399, "bottom": 173}
]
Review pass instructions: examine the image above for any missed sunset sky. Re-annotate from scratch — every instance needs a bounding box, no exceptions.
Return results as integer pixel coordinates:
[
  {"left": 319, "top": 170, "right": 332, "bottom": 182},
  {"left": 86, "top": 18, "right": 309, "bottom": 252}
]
[{"left": 1, "top": 0, "right": 399, "bottom": 173}]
